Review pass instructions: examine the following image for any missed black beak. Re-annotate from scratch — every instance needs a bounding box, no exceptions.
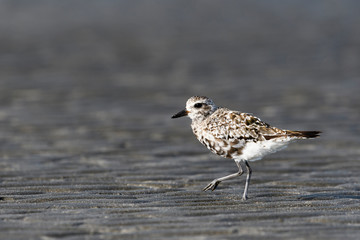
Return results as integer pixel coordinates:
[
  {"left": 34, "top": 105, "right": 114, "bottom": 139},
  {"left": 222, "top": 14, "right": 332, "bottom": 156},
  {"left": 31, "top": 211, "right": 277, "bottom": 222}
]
[{"left": 171, "top": 109, "right": 188, "bottom": 118}]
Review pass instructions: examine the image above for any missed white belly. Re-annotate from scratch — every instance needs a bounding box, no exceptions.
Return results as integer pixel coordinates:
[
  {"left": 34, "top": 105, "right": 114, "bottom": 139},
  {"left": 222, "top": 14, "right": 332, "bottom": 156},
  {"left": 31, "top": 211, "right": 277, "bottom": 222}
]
[{"left": 238, "top": 138, "right": 291, "bottom": 162}]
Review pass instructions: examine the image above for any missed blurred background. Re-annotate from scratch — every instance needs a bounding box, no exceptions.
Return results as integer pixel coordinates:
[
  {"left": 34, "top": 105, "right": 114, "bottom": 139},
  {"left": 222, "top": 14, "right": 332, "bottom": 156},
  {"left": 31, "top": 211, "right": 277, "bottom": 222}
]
[
  {"left": 0, "top": 1, "right": 359, "bottom": 145},
  {"left": 0, "top": 1, "right": 360, "bottom": 239}
]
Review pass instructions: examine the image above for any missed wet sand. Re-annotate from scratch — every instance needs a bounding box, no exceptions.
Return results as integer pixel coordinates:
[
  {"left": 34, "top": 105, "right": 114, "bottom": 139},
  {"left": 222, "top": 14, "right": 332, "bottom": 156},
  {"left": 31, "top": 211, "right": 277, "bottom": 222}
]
[{"left": 0, "top": 1, "right": 360, "bottom": 239}]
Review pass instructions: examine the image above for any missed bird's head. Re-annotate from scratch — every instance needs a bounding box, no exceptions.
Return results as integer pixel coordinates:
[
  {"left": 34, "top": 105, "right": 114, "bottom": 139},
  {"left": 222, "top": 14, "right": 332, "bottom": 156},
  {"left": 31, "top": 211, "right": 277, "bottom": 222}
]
[{"left": 172, "top": 96, "right": 217, "bottom": 122}]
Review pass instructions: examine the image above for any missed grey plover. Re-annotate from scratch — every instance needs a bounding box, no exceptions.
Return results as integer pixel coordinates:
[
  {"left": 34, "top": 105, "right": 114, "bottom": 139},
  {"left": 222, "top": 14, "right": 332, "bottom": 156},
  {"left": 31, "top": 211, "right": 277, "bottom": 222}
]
[{"left": 172, "top": 96, "right": 320, "bottom": 200}]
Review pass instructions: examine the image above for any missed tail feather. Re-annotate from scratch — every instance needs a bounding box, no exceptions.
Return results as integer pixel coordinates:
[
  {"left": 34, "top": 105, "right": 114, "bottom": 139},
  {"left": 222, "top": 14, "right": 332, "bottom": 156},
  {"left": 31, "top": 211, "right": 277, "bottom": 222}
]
[{"left": 287, "top": 130, "right": 321, "bottom": 139}]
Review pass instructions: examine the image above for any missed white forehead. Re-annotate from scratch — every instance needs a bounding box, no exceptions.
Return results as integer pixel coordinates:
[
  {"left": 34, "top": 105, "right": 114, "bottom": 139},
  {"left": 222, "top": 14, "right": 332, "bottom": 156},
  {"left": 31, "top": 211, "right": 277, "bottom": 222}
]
[{"left": 186, "top": 96, "right": 214, "bottom": 108}]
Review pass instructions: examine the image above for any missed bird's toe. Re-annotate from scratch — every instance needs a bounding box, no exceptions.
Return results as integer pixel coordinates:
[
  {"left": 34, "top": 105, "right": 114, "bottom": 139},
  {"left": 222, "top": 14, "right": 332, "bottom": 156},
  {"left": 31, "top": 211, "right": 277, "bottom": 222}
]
[{"left": 203, "top": 180, "right": 220, "bottom": 191}]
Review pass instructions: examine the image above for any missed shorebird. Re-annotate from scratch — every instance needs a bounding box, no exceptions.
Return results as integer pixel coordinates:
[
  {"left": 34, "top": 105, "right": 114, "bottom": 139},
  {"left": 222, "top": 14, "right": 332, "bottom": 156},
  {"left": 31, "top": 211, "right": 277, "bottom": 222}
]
[{"left": 172, "top": 96, "right": 320, "bottom": 200}]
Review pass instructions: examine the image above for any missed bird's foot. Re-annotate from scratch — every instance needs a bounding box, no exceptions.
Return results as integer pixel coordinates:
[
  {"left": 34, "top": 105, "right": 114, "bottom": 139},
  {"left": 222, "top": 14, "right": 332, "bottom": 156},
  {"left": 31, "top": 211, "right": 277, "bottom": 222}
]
[
  {"left": 203, "top": 179, "right": 221, "bottom": 191},
  {"left": 242, "top": 195, "right": 248, "bottom": 201}
]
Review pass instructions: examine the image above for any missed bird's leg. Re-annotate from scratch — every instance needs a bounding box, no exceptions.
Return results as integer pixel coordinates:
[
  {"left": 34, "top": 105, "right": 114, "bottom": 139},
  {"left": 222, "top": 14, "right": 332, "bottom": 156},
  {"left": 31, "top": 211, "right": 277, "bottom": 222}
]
[
  {"left": 242, "top": 160, "right": 252, "bottom": 201},
  {"left": 203, "top": 161, "right": 244, "bottom": 191}
]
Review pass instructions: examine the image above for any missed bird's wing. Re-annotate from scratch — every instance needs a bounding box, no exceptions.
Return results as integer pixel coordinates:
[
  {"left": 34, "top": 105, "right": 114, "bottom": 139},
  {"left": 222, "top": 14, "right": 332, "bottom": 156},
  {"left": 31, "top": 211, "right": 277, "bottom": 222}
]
[{"left": 206, "top": 109, "right": 286, "bottom": 141}]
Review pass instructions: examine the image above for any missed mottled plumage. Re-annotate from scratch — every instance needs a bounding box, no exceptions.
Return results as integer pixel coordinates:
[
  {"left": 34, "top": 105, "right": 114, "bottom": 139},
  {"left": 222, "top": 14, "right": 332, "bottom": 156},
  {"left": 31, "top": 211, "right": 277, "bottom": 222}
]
[{"left": 172, "top": 96, "right": 320, "bottom": 200}]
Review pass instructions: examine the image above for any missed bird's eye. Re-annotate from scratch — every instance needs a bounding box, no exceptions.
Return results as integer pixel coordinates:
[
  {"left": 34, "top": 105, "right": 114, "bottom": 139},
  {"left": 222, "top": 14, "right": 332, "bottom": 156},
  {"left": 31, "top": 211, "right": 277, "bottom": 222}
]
[{"left": 194, "top": 103, "right": 203, "bottom": 108}]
